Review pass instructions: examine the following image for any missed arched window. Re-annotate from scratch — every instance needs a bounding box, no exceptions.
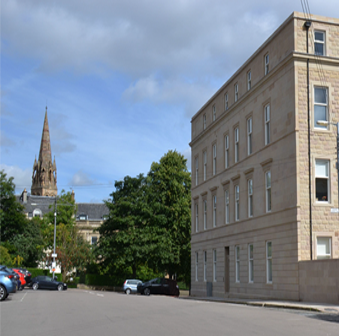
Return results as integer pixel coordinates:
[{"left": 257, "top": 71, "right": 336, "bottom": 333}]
[{"left": 33, "top": 209, "right": 43, "bottom": 218}]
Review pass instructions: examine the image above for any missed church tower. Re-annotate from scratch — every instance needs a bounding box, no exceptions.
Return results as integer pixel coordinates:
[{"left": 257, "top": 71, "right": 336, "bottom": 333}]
[{"left": 31, "top": 108, "right": 57, "bottom": 196}]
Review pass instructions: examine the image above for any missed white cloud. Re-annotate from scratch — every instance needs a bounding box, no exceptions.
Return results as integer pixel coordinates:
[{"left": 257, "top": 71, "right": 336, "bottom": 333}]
[
  {"left": 0, "top": 164, "right": 32, "bottom": 194},
  {"left": 69, "top": 170, "right": 95, "bottom": 186}
]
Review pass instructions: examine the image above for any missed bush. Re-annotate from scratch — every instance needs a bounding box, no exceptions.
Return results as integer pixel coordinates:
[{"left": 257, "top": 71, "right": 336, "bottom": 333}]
[
  {"left": 27, "top": 268, "right": 62, "bottom": 281},
  {"left": 66, "top": 277, "right": 79, "bottom": 288}
]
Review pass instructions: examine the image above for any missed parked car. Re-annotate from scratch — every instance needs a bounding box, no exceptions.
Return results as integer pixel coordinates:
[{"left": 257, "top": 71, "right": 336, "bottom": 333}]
[
  {"left": 18, "top": 268, "right": 32, "bottom": 286},
  {"left": 0, "top": 270, "right": 17, "bottom": 301},
  {"left": 0, "top": 265, "right": 20, "bottom": 289},
  {"left": 30, "top": 276, "right": 67, "bottom": 291},
  {"left": 12, "top": 269, "right": 26, "bottom": 290},
  {"left": 137, "top": 278, "right": 180, "bottom": 296},
  {"left": 123, "top": 279, "right": 142, "bottom": 294}
]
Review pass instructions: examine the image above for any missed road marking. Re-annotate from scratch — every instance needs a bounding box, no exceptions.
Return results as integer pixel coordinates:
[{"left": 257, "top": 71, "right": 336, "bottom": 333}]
[
  {"left": 97, "top": 294, "right": 104, "bottom": 297},
  {"left": 20, "top": 292, "right": 28, "bottom": 302}
]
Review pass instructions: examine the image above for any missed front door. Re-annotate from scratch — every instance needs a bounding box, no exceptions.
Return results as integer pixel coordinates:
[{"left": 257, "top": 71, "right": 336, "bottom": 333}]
[{"left": 224, "top": 247, "right": 229, "bottom": 293}]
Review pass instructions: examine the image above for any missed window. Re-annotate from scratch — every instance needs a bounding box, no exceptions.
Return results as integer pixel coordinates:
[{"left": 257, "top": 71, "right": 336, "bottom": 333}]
[
  {"left": 213, "top": 195, "right": 217, "bottom": 227},
  {"left": 225, "top": 135, "right": 229, "bottom": 169},
  {"left": 247, "top": 71, "right": 251, "bottom": 90},
  {"left": 235, "top": 245, "right": 240, "bottom": 282},
  {"left": 91, "top": 236, "right": 98, "bottom": 245},
  {"left": 195, "top": 252, "right": 199, "bottom": 281},
  {"left": 248, "top": 244, "right": 254, "bottom": 283},
  {"left": 79, "top": 214, "right": 87, "bottom": 221},
  {"left": 203, "top": 114, "right": 207, "bottom": 130},
  {"left": 213, "top": 250, "right": 217, "bottom": 282},
  {"left": 225, "top": 93, "right": 229, "bottom": 110},
  {"left": 195, "top": 157, "right": 199, "bottom": 186},
  {"left": 264, "top": 104, "right": 270, "bottom": 145},
  {"left": 225, "top": 190, "right": 230, "bottom": 224},
  {"left": 315, "top": 160, "right": 329, "bottom": 202},
  {"left": 204, "top": 251, "right": 207, "bottom": 281},
  {"left": 248, "top": 179, "right": 253, "bottom": 217},
  {"left": 234, "top": 84, "right": 238, "bottom": 102},
  {"left": 235, "top": 127, "right": 239, "bottom": 163},
  {"left": 266, "top": 242, "right": 272, "bottom": 283},
  {"left": 265, "top": 171, "right": 271, "bottom": 212},
  {"left": 316, "top": 237, "right": 331, "bottom": 259},
  {"left": 314, "top": 31, "right": 325, "bottom": 56},
  {"left": 212, "top": 105, "right": 216, "bottom": 121},
  {"left": 247, "top": 117, "right": 252, "bottom": 155},
  {"left": 213, "top": 144, "right": 217, "bottom": 175},
  {"left": 195, "top": 203, "right": 199, "bottom": 232},
  {"left": 204, "top": 200, "right": 207, "bottom": 230},
  {"left": 265, "top": 53, "right": 269, "bottom": 75},
  {"left": 203, "top": 151, "right": 207, "bottom": 181},
  {"left": 33, "top": 209, "right": 42, "bottom": 218},
  {"left": 314, "top": 87, "right": 328, "bottom": 129},
  {"left": 235, "top": 185, "right": 240, "bottom": 221}
]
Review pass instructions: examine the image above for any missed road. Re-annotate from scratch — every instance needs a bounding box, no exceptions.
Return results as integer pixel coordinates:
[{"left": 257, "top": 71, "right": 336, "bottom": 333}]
[{"left": 1, "top": 289, "right": 338, "bottom": 336}]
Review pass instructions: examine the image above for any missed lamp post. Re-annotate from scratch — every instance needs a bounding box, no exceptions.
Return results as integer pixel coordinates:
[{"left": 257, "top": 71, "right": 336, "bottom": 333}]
[
  {"left": 53, "top": 197, "right": 57, "bottom": 279},
  {"left": 317, "top": 120, "right": 339, "bottom": 212}
]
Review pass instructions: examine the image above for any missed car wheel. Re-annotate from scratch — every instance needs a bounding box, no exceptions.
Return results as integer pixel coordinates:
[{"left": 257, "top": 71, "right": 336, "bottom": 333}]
[
  {"left": 32, "top": 283, "right": 39, "bottom": 291},
  {"left": 57, "top": 284, "right": 63, "bottom": 291},
  {"left": 144, "top": 288, "right": 150, "bottom": 296},
  {"left": 125, "top": 288, "right": 131, "bottom": 295},
  {"left": 0, "top": 285, "right": 7, "bottom": 301}
]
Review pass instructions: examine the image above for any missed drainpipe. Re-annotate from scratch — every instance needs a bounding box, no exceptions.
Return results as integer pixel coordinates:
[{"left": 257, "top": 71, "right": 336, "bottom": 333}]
[{"left": 304, "top": 20, "right": 312, "bottom": 260}]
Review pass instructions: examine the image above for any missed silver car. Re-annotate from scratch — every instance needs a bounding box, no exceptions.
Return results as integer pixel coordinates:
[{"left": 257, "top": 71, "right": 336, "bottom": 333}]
[{"left": 123, "top": 279, "right": 142, "bottom": 294}]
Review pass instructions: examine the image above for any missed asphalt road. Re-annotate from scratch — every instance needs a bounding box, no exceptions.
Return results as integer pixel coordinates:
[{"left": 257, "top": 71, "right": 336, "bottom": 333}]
[{"left": 1, "top": 289, "right": 338, "bottom": 336}]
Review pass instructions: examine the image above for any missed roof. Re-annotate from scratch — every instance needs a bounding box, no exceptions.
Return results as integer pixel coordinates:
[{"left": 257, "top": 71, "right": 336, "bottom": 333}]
[{"left": 76, "top": 203, "right": 109, "bottom": 220}]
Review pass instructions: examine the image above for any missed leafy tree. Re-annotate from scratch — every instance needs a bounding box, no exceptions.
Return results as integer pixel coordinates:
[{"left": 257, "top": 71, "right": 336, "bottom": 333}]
[
  {"left": 0, "top": 170, "right": 27, "bottom": 242},
  {"left": 97, "top": 174, "right": 154, "bottom": 278},
  {"left": 43, "top": 190, "right": 92, "bottom": 281},
  {"left": 0, "top": 246, "right": 13, "bottom": 266},
  {"left": 146, "top": 150, "right": 191, "bottom": 283}
]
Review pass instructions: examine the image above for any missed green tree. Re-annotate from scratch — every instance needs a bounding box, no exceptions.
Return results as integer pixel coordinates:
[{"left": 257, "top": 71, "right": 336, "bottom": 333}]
[
  {"left": 0, "top": 170, "right": 27, "bottom": 242},
  {"left": 97, "top": 175, "right": 154, "bottom": 278},
  {"left": 44, "top": 190, "right": 92, "bottom": 281},
  {"left": 0, "top": 246, "right": 13, "bottom": 266},
  {"left": 146, "top": 150, "right": 191, "bottom": 283}
]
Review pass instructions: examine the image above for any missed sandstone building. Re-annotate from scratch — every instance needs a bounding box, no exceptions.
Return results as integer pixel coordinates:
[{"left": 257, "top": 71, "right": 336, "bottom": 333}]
[{"left": 190, "top": 12, "right": 339, "bottom": 303}]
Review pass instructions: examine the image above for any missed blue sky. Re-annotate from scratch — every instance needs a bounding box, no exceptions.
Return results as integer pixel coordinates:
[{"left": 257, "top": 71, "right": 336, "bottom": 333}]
[{"left": 1, "top": 0, "right": 339, "bottom": 203}]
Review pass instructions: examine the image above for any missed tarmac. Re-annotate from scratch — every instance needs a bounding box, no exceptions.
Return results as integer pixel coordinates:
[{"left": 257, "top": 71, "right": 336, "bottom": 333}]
[{"left": 180, "top": 292, "right": 339, "bottom": 314}]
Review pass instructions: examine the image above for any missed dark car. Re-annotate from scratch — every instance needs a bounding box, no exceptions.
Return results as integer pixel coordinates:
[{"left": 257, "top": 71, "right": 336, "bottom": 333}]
[
  {"left": 31, "top": 276, "right": 67, "bottom": 291},
  {"left": 137, "top": 278, "right": 180, "bottom": 296}
]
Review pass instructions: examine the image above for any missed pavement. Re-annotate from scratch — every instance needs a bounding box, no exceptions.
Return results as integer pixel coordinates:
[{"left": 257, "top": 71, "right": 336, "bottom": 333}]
[{"left": 181, "top": 293, "right": 339, "bottom": 314}]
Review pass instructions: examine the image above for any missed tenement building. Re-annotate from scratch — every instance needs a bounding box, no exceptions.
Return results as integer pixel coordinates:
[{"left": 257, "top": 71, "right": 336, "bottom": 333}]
[{"left": 190, "top": 12, "right": 339, "bottom": 302}]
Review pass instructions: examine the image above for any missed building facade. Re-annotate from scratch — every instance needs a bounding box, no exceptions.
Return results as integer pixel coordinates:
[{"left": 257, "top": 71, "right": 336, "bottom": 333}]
[{"left": 190, "top": 12, "right": 339, "bottom": 301}]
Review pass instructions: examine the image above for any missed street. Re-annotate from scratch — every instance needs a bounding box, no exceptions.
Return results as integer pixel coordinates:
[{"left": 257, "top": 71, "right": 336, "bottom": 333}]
[{"left": 1, "top": 289, "right": 338, "bottom": 336}]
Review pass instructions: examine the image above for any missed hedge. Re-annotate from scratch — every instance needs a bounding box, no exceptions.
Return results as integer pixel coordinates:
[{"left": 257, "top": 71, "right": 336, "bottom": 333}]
[{"left": 27, "top": 268, "right": 62, "bottom": 282}]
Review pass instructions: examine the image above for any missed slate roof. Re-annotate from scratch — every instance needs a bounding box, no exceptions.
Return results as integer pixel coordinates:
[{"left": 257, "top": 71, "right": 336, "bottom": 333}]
[{"left": 17, "top": 194, "right": 109, "bottom": 220}]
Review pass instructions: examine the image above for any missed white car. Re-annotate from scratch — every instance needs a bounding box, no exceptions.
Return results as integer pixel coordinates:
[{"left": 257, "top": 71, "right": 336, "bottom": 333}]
[{"left": 123, "top": 279, "right": 142, "bottom": 294}]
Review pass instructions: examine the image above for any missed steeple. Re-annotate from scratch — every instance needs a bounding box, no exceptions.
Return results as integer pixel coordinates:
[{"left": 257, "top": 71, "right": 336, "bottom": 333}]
[{"left": 31, "top": 107, "right": 57, "bottom": 196}]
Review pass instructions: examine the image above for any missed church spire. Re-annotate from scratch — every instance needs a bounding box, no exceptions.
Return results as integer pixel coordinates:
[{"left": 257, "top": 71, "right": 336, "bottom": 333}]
[{"left": 31, "top": 107, "right": 57, "bottom": 197}]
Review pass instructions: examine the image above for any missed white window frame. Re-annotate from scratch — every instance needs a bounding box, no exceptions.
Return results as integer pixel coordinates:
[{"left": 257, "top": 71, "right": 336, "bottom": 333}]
[
  {"left": 315, "top": 159, "right": 330, "bottom": 202},
  {"left": 225, "top": 135, "right": 229, "bottom": 169},
  {"left": 265, "top": 104, "right": 270, "bottom": 145},
  {"left": 235, "top": 127, "right": 239, "bottom": 163},
  {"left": 204, "top": 251, "right": 207, "bottom": 282},
  {"left": 212, "top": 144, "right": 217, "bottom": 176},
  {"left": 213, "top": 249, "right": 217, "bottom": 282},
  {"left": 195, "top": 157, "right": 199, "bottom": 186},
  {"left": 225, "top": 93, "right": 229, "bottom": 110},
  {"left": 212, "top": 105, "right": 216, "bottom": 121},
  {"left": 265, "top": 53, "right": 269, "bottom": 75},
  {"left": 203, "top": 200, "right": 207, "bottom": 230},
  {"left": 248, "top": 179, "right": 253, "bottom": 217},
  {"left": 195, "top": 203, "right": 199, "bottom": 232},
  {"left": 247, "top": 71, "right": 251, "bottom": 91},
  {"left": 235, "top": 245, "right": 240, "bottom": 283},
  {"left": 266, "top": 241, "right": 272, "bottom": 284},
  {"left": 203, "top": 151, "right": 207, "bottom": 181},
  {"left": 314, "top": 31, "right": 325, "bottom": 56},
  {"left": 212, "top": 195, "right": 217, "bottom": 227},
  {"left": 265, "top": 171, "right": 271, "bottom": 212},
  {"left": 203, "top": 114, "right": 207, "bottom": 130},
  {"left": 316, "top": 237, "right": 332, "bottom": 259},
  {"left": 247, "top": 117, "right": 252, "bottom": 155},
  {"left": 235, "top": 185, "right": 240, "bottom": 221},
  {"left": 195, "top": 252, "right": 199, "bottom": 281},
  {"left": 248, "top": 244, "right": 254, "bottom": 283},
  {"left": 314, "top": 87, "right": 328, "bottom": 129},
  {"left": 234, "top": 83, "right": 238, "bottom": 102},
  {"left": 225, "top": 189, "right": 230, "bottom": 224}
]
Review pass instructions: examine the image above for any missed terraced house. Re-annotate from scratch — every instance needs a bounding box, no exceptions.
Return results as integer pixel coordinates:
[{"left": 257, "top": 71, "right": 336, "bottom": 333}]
[{"left": 190, "top": 12, "right": 339, "bottom": 303}]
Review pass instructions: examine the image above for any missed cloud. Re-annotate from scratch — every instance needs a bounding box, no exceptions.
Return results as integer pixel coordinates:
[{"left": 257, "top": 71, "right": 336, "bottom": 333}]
[
  {"left": 0, "top": 164, "right": 32, "bottom": 193},
  {"left": 69, "top": 170, "right": 95, "bottom": 186},
  {"left": 0, "top": 133, "right": 16, "bottom": 147}
]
